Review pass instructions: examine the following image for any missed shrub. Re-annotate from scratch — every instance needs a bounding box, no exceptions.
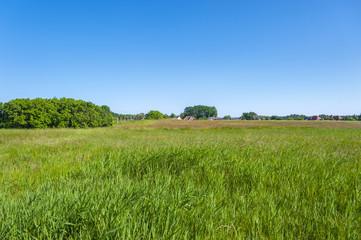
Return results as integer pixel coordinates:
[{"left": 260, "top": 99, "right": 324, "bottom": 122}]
[
  {"left": 0, "top": 98, "right": 113, "bottom": 128},
  {"left": 145, "top": 110, "right": 164, "bottom": 119}
]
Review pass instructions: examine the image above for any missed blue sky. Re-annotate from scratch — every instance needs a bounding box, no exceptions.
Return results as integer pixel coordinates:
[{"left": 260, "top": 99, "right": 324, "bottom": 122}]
[{"left": 1, "top": 0, "right": 360, "bottom": 117}]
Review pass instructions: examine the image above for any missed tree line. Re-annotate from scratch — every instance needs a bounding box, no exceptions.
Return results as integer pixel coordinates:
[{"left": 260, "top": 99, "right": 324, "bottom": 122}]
[
  {"left": 0, "top": 98, "right": 113, "bottom": 128},
  {"left": 111, "top": 112, "right": 145, "bottom": 121},
  {"left": 1, "top": 99, "right": 359, "bottom": 128},
  {"left": 140, "top": 106, "right": 218, "bottom": 120},
  {"left": 141, "top": 107, "right": 361, "bottom": 121},
  {"left": 240, "top": 112, "right": 361, "bottom": 121}
]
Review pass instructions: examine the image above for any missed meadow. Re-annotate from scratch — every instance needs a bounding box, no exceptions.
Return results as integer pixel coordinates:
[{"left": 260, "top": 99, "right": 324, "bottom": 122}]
[{"left": 0, "top": 120, "right": 361, "bottom": 239}]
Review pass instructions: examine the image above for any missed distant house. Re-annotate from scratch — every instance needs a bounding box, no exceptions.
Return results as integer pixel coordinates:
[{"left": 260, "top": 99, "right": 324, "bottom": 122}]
[
  {"left": 308, "top": 115, "right": 321, "bottom": 120},
  {"left": 184, "top": 116, "right": 195, "bottom": 120},
  {"left": 176, "top": 116, "right": 182, "bottom": 120},
  {"left": 332, "top": 115, "right": 343, "bottom": 120},
  {"left": 208, "top": 117, "right": 223, "bottom": 121}
]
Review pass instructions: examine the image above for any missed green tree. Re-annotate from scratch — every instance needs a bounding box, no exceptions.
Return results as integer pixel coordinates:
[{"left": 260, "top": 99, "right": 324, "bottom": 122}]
[
  {"left": 344, "top": 116, "right": 355, "bottom": 121},
  {"left": 170, "top": 113, "right": 176, "bottom": 118},
  {"left": 242, "top": 112, "right": 257, "bottom": 120},
  {"left": 0, "top": 102, "right": 4, "bottom": 128},
  {"left": 145, "top": 110, "right": 164, "bottom": 119},
  {"left": 101, "top": 105, "right": 111, "bottom": 113},
  {"left": 183, "top": 105, "right": 217, "bottom": 119},
  {"left": 135, "top": 113, "right": 145, "bottom": 120},
  {"left": 270, "top": 115, "right": 283, "bottom": 120},
  {"left": 223, "top": 115, "right": 231, "bottom": 120}
]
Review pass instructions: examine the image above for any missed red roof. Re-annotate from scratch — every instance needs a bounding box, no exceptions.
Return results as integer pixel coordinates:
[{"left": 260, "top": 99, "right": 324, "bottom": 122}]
[
  {"left": 332, "top": 115, "right": 342, "bottom": 120},
  {"left": 184, "top": 116, "right": 195, "bottom": 120},
  {"left": 309, "top": 116, "right": 321, "bottom": 120}
]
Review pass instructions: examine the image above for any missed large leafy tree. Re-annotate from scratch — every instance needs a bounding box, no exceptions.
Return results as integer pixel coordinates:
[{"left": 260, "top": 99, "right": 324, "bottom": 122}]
[
  {"left": 0, "top": 98, "right": 113, "bottom": 128},
  {"left": 182, "top": 105, "right": 217, "bottom": 119}
]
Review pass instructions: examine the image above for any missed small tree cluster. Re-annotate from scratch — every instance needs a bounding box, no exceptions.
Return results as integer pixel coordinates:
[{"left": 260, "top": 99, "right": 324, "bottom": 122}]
[
  {"left": 182, "top": 105, "right": 217, "bottom": 119},
  {"left": 241, "top": 113, "right": 307, "bottom": 120},
  {"left": 145, "top": 110, "right": 164, "bottom": 119},
  {"left": 0, "top": 98, "right": 113, "bottom": 128},
  {"left": 115, "top": 113, "right": 145, "bottom": 120},
  {"left": 241, "top": 112, "right": 258, "bottom": 120}
]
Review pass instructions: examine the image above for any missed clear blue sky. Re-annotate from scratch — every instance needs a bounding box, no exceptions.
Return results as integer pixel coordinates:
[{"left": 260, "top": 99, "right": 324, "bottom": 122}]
[{"left": 1, "top": 0, "right": 360, "bottom": 117}]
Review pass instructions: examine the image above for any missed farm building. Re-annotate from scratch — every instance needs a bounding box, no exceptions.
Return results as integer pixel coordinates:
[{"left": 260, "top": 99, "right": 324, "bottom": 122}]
[
  {"left": 184, "top": 116, "right": 195, "bottom": 120},
  {"left": 308, "top": 115, "right": 321, "bottom": 120},
  {"left": 332, "top": 115, "right": 343, "bottom": 120},
  {"left": 176, "top": 116, "right": 182, "bottom": 120}
]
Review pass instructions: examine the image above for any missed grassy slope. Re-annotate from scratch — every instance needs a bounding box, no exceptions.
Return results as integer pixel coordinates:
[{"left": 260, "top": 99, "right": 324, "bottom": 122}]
[{"left": 0, "top": 121, "right": 361, "bottom": 239}]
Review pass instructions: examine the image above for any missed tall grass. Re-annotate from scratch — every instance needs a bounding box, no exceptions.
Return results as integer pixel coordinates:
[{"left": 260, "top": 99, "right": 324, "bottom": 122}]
[{"left": 0, "top": 124, "right": 360, "bottom": 239}]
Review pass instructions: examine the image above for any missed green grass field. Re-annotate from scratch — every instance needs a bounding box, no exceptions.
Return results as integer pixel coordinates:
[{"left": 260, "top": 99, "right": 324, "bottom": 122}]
[{"left": 1, "top": 120, "right": 361, "bottom": 239}]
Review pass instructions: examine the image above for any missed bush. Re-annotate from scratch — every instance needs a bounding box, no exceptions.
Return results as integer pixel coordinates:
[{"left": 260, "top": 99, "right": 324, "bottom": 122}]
[
  {"left": 0, "top": 98, "right": 113, "bottom": 128},
  {"left": 145, "top": 110, "right": 164, "bottom": 119}
]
